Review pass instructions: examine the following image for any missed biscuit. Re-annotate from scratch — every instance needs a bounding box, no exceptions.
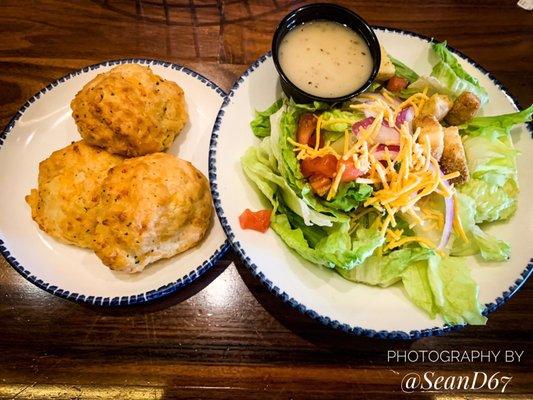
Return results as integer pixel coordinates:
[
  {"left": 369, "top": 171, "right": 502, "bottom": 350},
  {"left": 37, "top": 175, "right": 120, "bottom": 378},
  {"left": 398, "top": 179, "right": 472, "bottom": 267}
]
[
  {"left": 26, "top": 141, "right": 123, "bottom": 248},
  {"left": 71, "top": 64, "right": 188, "bottom": 157},
  {"left": 92, "top": 153, "right": 212, "bottom": 272}
]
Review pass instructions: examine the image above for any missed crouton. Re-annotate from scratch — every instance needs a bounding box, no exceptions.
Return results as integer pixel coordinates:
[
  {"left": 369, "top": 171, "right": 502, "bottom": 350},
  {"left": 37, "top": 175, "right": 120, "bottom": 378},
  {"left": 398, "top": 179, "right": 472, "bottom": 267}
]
[
  {"left": 420, "top": 94, "right": 453, "bottom": 121},
  {"left": 444, "top": 91, "right": 481, "bottom": 125},
  {"left": 414, "top": 116, "right": 444, "bottom": 160},
  {"left": 376, "top": 45, "right": 395, "bottom": 81},
  {"left": 308, "top": 175, "right": 331, "bottom": 197},
  {"left": 441, "top": 126, "right": 469, "bottom": 185}
]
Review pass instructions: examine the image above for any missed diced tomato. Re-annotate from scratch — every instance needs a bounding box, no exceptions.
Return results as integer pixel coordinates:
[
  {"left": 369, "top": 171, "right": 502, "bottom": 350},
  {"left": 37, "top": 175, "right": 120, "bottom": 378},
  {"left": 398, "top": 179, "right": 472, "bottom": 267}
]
[
  {"left": 297, "top": 113, "right": 317, "bottom": 144},
  {"left": 386, "top": 75, "right": 409, "bottom": 92},
  {"left": 239, "top": 209, "right": 272, "bottom": 233},
  {"left": 300, "top": 155, "right": 338, "bottom": 178},
  {"left": 340, "top": 159, "right": 363, "bottom": 182},
  {"left": 308, "top": 174, "right": 332, "bottom": 197}
]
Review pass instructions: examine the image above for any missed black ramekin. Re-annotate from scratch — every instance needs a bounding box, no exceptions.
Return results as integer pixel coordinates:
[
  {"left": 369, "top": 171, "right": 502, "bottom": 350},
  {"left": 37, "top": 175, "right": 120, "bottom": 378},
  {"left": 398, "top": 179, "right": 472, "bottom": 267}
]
[{"left": 271, "top": 3, "right": 381, "bottom": 104}]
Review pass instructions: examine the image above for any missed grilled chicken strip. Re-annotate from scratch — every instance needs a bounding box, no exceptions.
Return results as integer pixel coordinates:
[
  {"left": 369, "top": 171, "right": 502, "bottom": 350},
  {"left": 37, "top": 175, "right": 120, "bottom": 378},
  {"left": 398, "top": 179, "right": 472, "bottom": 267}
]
[
  {"left": 420, "top": 94, "right": 453, "bottom": 121},
  {"left": 414, "top": 116, "right": 445, "bottom": 161},
  {"left": 441, "top": 126, "right": 469, "bottom": 185}
]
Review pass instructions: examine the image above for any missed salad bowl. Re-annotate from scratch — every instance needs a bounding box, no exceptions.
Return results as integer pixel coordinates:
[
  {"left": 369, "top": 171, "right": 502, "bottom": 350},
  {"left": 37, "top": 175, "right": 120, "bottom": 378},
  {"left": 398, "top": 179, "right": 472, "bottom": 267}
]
[{"left": 210, "top": 28, "right": 532, "bottom": 338}]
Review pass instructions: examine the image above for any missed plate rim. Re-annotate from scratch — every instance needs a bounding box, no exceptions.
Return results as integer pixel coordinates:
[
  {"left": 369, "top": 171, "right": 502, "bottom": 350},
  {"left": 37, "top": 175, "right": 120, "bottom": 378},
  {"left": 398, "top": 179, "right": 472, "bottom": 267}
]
[
  {"left": 208, "top": 27, "right": 533, "bottom": 339},
  {"left": 0, "top": 58, "right": 231, "bottom": 306}
]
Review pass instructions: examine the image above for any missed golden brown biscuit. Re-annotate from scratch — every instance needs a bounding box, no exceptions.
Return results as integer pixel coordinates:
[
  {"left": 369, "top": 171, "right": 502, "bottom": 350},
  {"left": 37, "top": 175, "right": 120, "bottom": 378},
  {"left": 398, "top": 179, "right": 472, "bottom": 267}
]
[
  {"left": 92, "top": 153, "right": 212, "bottom": 273},
  {"left": 71, "top": 64, "right": 188, "bottom": 157},
  {"left": 25, "top": 141, "right": 124, "bottom": 248}
]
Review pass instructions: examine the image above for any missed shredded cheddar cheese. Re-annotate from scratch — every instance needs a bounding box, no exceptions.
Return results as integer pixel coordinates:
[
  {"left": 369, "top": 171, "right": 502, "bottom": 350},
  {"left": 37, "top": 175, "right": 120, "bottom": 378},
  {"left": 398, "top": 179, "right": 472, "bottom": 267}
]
[
  {"left": 393, "top": 91, "right": 429, "bottom": 119},
  {"left": 327, "top": 162, "right": 345, "bottom": 201},
  {"left": 287, "top": 137, "right": 341, "bottom": 160},
  {"left": 381, "top": 90, "right": 397, "bottom": 107},
  {"left": 287, "top": 89, "right": 464, "bottom": 253},
  {"left": 343, "top": 129, "right": 350, "bottom": 155},
  {"left": 358, "top": 121, "right": 460, "bottom": 250},
  {"left": 422, "top": 208, "right": 444, "bottom": 231},
  {"left": 321, "top": 118, "right": 358, "bottom": 127},
  {"left": 314, "top": 114, "right": 322, "bottom": 151},
  {"left": 442, "top": 171, "right": 460, "bottom": 181},
  {"left": 386, "top": 228, "right": 404, "bottom": 242},
  {"left": 417, "top": 87, "right": 429, "bottom": 114},
  {"left": 386, "top": 236, "right": 437, "bottom": 251},
  {"left": 452, "top": 194, "right": 468, "bottom": 242}
]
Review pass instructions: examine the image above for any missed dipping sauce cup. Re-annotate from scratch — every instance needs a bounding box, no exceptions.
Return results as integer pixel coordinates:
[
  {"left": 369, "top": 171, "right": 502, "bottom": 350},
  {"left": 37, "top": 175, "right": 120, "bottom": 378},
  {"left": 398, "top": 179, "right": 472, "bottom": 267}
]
[{"left": 272, "top": 3, "right": 381, "bottom": 104}]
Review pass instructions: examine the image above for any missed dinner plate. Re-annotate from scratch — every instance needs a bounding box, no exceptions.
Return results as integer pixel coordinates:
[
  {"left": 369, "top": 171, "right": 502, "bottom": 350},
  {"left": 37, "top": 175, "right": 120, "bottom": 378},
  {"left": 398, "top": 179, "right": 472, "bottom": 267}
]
[
  {"left": 210, "top": 28, "right": 532, "bottom": 338},
  {"left": 0, "top": 59, "right": 229, "bottom": 305}
]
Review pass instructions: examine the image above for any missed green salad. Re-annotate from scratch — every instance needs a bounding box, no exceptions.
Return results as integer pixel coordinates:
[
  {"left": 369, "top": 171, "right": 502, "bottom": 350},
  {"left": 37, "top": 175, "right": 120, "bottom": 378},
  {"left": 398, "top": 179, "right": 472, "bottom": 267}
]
[{"left": 239, "top": 42, "right": 532, "bottom": 326}]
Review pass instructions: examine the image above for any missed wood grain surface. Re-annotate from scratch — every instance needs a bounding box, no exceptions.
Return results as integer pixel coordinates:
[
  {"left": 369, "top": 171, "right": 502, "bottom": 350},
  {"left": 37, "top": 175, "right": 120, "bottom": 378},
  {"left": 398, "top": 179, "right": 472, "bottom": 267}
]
[{"left": 0, "top": 1, "right": 532, "bottom": 399}]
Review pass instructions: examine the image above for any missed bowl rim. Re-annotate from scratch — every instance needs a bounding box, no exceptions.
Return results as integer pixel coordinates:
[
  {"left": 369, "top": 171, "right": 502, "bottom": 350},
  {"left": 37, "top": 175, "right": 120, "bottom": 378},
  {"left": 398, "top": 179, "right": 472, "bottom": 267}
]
[{"left": 271, "top": 2, "right": 381, "bottom": 103}]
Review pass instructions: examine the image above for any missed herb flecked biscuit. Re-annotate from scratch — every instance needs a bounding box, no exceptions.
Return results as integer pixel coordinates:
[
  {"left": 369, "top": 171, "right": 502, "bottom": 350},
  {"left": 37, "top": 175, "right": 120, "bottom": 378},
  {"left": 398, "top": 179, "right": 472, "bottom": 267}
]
[
  {"left": 25, "top": 141, "right": 124, "bottom": 248},
  {"left": 71, "top": 64, "right": 188, "bottom": 157},
  {"left": 92, "top": 153, "right": 212, "bottom": 273}
]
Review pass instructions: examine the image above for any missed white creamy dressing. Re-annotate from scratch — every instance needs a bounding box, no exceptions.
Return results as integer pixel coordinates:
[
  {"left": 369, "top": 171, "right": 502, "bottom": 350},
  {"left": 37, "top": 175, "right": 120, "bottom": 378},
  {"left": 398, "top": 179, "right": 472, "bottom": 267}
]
[{"left": 278, "top": 20, "right": 373, "bottom": 98}]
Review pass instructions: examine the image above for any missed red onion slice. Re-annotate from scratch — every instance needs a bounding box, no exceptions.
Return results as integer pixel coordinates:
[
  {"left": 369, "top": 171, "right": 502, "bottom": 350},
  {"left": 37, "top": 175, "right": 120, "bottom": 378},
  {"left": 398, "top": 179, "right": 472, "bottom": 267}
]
[
  {"left": 379, "top": 144, "right": 400, "bottom": 152},
  {"left": 438, "top": 179, "right": 455, "bottom": 249},
  {"left": 373, "top": 144, "right": 400, "bottom": 161},
  {"left": 352, "top": 117, "right": 374, "bottom": 135},
  {"left": 352, "top": 117, "right": 401, "bottom": 145},
  {"left": 375, "top": 124, "right": 400, "bottom": 145},
  {"left": 396, "top": 106, "right": 415, "bottom": 127}
]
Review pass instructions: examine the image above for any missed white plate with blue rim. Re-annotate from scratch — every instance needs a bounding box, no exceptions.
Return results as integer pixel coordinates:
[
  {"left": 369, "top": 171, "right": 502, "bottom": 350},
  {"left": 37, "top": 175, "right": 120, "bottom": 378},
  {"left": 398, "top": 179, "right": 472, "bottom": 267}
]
[
  {"left": 209, "top": 28, "right": 532, "bottom": 338},
  {"left": 0, "top": 59, "right": 229, "bottom": 306}
]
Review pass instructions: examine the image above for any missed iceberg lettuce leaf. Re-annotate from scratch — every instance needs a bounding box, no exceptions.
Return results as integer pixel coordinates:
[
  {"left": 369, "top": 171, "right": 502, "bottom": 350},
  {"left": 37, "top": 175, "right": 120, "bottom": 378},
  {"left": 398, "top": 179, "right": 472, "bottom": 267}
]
[
  {"left": 401, "top": 254, "right": 486, "bottom": 325},
  {"left": 402, "top": 260, "right": 438, "bottom": 318},
  {"left": 324, "top": 182, "right": 372, "bottom": 212},
  {"left": 338, "top": 247, "right": 433, "bottom": 287},
  {"left": 456, "top": 107, "right": 531, "bottom": 224},
  {"left": 389, "top": 55, "right": 420, "bottom": 83},
  {"left": 451, "top": 193, "right": 510, "bottom": 261},
  {"left": 459, "top": 178, "right": 518, "bottom": 223},
  {"left": 403, "top": 76, "right": 454, "bottom": 99},
  {"left": 250, "top": 99, "right": 283, "bottom": 138},
  {"left": 427, "top": 255, "right": 487, "bottom": 325},
  {"left": 431, "top": 42, "right": 489, "bottom": 104},
  {"left": 270, "top": 212, "right": 384, "bottom": 270},
  {"left": 340, "top": 249, "right": 486, "bottom": 325},
  {"left": 320, "top": 109, "right": 365, "bottom": 133},
  {"left": 241, "top": 141, "right": 336, "bottom": 227},
  {"left": 463, "top": 104, "right": 532, "bottom": 133}
]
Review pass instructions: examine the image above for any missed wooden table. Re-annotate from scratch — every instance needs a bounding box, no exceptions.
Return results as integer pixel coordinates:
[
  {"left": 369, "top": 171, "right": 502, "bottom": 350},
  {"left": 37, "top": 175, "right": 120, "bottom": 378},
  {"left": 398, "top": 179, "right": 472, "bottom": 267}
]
[{"left": 1, "top": 1, "right": 532, "bottom": 398}]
